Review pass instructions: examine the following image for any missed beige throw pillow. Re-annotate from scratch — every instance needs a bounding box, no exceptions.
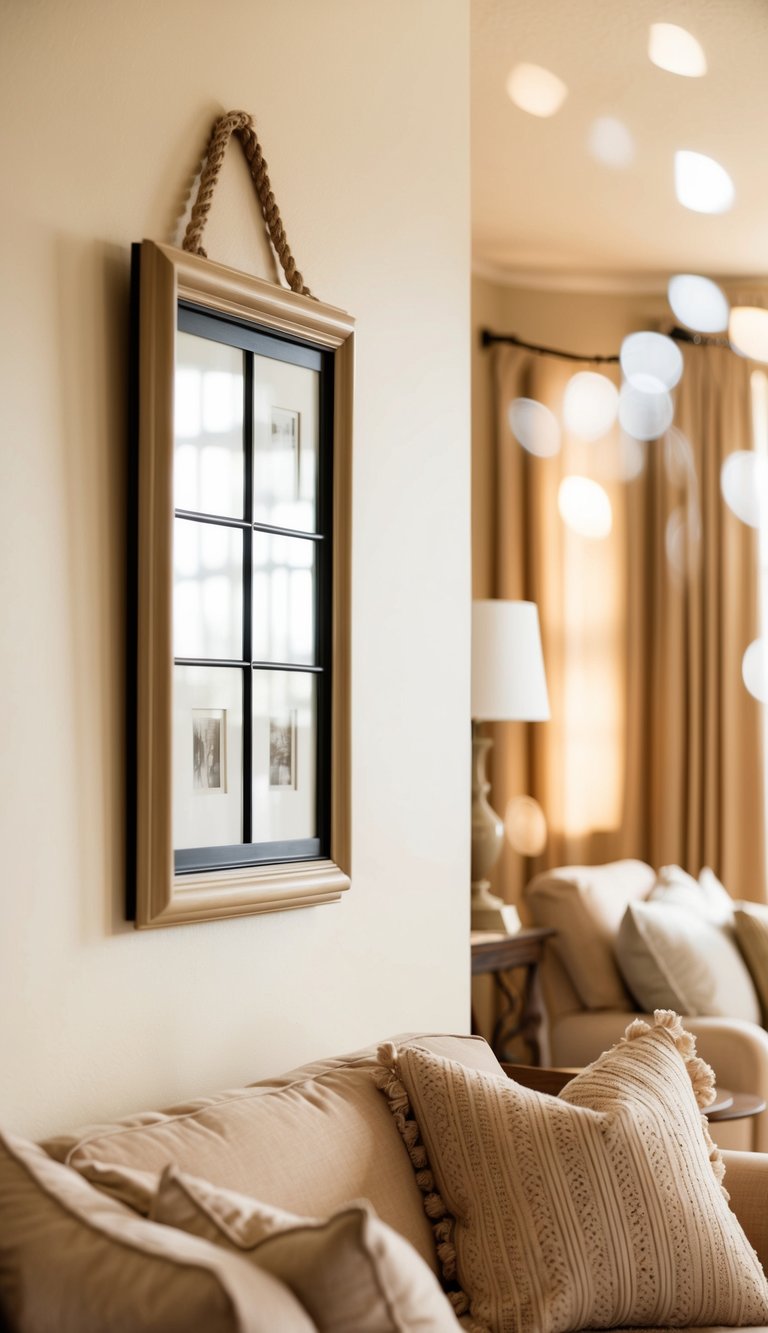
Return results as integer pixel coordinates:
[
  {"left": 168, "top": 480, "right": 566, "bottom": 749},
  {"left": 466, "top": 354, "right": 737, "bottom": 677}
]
[
  {"left": 0, "top": 1129, "right": 312, "bottom": 1333},
  {"left": 615, "top": 898, "right": 761, "bottom": 1021},
  {"left": 151, "top": 1167, "right": 457, "bottom": 1333},
  {"left": 375, "top": 1011, "right": 768, "bottom": 1333},
  {"left": 734, "top": 902, "right": 768, "bottom": 1026}
]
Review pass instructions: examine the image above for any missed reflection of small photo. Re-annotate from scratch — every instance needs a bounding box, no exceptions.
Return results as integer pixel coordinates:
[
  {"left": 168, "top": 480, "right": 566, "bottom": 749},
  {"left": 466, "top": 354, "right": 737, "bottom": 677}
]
[
  {"left": 270, "top": 406, "right": 300, "bottom": 491},
  {"left": 269, "top": 710, "right": 297, "bottom": 789},
  {"left": 192, "top": 709, "right": 226, "bottom": 793}
]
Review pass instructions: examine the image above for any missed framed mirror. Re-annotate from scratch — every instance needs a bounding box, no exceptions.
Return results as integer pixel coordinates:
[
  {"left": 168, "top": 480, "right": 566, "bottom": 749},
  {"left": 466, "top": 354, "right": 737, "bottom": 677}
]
[{"left": 128, "top": 241, "right": 353, "bottom": 928}]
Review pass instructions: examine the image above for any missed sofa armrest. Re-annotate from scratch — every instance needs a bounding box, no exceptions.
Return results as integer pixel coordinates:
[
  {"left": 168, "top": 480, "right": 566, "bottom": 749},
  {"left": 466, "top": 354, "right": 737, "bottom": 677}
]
[
  {"left": 722, "top": 1150, "right": 768, "bottom": 1271},
  {"left": 551, "top": 1011, "right": 768, "bottom": 1152}
]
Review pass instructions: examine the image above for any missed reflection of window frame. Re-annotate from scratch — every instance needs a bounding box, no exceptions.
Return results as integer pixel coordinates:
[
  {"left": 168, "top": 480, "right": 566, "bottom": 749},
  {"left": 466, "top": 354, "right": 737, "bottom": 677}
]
[{"left": 128, "top": 240, "right": 353, "bottom": 929}]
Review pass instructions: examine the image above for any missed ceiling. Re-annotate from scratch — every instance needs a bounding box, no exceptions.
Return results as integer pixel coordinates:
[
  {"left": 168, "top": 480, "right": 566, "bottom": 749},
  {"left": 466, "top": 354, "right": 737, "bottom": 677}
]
[{"left": 472, "top": 0, "right": 768, "bottom": 282}]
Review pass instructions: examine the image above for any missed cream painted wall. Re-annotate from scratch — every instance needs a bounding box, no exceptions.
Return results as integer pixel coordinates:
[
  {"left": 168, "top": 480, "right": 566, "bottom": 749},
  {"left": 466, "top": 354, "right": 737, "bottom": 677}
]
[{"left": 0, "top": 1, "right": 471, "bottom": 1138}]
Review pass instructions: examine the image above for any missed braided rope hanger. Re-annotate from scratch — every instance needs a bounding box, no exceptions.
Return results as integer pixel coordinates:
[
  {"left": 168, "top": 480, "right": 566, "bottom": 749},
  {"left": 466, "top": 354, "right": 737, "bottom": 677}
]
[{"left": 182, "top": 109, "right": 314, "bottom": 299}]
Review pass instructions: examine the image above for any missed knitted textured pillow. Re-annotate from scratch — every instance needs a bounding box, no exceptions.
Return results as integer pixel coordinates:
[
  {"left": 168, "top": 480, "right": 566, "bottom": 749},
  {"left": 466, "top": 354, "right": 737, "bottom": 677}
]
[{"left": 374, "top": 1011, "right": 768, "bottom": 1333}]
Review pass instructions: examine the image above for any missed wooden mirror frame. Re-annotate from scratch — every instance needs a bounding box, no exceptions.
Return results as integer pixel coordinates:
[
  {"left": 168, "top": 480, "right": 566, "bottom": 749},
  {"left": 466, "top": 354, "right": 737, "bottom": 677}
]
[{"left": 128, "top": 240, "right": 353, "bottom": 928}]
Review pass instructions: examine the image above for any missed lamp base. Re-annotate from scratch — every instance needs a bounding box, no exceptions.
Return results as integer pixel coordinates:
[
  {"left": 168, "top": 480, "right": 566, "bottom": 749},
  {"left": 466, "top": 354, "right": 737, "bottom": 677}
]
[{"left": 471, "top": 882, "right": 522, "bottom": 934}]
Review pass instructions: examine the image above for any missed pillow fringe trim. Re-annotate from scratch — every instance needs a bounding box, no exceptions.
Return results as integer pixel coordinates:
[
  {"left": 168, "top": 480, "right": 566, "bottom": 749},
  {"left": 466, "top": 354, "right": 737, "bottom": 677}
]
[
  {"left": 373, "top": 1043, "right": 471, "bottom": 1319},
  {"left": 619, "top": 1010, "right": 728, "bottom": 1196}
]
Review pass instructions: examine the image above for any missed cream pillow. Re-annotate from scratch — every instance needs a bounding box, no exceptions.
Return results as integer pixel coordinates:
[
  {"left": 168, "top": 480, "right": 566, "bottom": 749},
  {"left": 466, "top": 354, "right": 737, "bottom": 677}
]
[
  {"left": 374, "top": 1011, "right": 768, "bottom": 1333},
  {"left": 615, "top": 898, "right": 761, "bottom": 1021},
  {"left": 151, "top": 1167, "right": 456, "bottom": 1333},
  {"left": 734, "top": 902, "right": 768, "bottom": 1026},
  {"left": 650, "top": 863, "right": 735, "bottom": 926}
]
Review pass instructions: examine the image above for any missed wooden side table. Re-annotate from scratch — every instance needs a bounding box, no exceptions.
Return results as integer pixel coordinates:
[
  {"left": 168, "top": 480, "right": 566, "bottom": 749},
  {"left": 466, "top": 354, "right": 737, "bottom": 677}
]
[{"left": 471, "top": 927, "right": 556, "bottom": 1067}]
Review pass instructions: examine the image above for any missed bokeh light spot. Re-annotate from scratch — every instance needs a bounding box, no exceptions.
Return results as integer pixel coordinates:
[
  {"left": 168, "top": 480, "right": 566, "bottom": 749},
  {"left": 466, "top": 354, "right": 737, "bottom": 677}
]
[
  {"left": 508, "top": 397, "right": 562, "bottom": 457},
  {"left": 649, "top": 23, "right": 707, "bottom": 77},
  {"left": 729, "top": 307, "right": 768, "bottom": 363},
  {"left": 675, "top": 150, "right": 734, "bottom": 214},
  {"left": 587, "top": 117, "right": 635, "bottom": 169},
  {"left": 621, "top": 332, "right": 683, "bottom": 393},
  {"left": 562, "top": 372, "right": 619, "bottom": 440},
  {"left": 505, "top": 795, "right": 548, "bottom": 857},
  {"left": 668, "top": 274, "right": 729, "bottom": 333},
  {"left": 506, "top": 63, "right": 568, "bottom": 118},
  {"left": 558, "top": 476, "right": 613, "bottom": 539},
  {"left": 743, "top": 639, "right": 768, "bottom": 703},
  {"left": 720, "top": 451, "right": 768, "bottom": 529},
  {"left": 619, "top": 383, "right": 675, "bottom": 440}
]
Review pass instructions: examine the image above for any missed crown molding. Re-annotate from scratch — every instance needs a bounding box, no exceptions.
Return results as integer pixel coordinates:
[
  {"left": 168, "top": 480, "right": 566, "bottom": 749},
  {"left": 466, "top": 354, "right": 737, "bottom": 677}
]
[{"left": 472, "top": 257, "right": 768, "bottom": 299}]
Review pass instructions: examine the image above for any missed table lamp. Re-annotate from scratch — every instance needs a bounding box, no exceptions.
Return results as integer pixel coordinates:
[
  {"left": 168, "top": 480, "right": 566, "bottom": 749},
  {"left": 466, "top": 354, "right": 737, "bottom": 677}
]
[{"left": 471, "top": 599, "right": 550, "bottom": 932}]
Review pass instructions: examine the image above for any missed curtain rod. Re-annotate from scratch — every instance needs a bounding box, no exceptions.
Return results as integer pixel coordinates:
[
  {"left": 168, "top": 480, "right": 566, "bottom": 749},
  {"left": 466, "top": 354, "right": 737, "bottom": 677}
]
[{"left": 480, "top": 327, "right": 731, "bottom": 362}]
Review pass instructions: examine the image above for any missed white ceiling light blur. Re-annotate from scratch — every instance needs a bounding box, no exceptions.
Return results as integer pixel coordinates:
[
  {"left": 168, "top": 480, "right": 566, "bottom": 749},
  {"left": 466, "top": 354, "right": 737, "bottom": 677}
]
[
  {"left": 668, "top": 274, "right": 729, "bottom": 333},
  {"left": 674, "top": 151, "right": 734, "bottom": 214},
  {"left": 620, "top": 331, "right": 683, "bottom": 393},
  {"left": 618, "top": 383, "right": 675, "bottom": 440},
  {"left": 742, "top": 638, "right": 768, "bottom": 703},
  {"left": 506, "top": 63, "right": 568, "bottom": 118},
  {"left": 729, "top": 307, "right": 768, "bottom": 363},
  {"left": 558, "top": 476, "right": 613, "bottom": 539},
  {"left": 649, "top": 23, "right": 707, "bottom": 78},
  {"left": 587, "top": 117, "right": 635, "bottom": 169},
  {"left": 562, "top": 372, "right": 619, "bottom": 440},
  {"left": 720, "top": 451, "right": 768, "bottom": 528},
  {"left": 508, "top": 397, "right": 561, "bottom": 457}
]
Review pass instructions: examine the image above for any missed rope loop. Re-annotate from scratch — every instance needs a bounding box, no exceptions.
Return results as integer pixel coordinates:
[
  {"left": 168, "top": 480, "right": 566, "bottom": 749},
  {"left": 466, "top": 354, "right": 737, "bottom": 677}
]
[{"left": 182, "top": 110, "right": 314, "bottom": 299}]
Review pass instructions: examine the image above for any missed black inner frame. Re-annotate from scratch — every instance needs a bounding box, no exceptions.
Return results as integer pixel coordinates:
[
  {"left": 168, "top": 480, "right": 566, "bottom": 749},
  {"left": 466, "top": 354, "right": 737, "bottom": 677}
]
[{"left": 127, "top": 258, "right": 336, "bottom": 899}]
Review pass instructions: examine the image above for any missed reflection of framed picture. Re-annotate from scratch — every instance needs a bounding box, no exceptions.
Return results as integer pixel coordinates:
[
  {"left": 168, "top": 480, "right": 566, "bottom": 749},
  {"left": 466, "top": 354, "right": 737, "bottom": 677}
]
[
  {"left": 269, "top": 710, "right": 297, "bottom": 789},
  {"left": 270, "top": 406, "right": 300, "bottom": 491},
  {"left": 192, "top": 709, "right": 226, "bottom": 793}
]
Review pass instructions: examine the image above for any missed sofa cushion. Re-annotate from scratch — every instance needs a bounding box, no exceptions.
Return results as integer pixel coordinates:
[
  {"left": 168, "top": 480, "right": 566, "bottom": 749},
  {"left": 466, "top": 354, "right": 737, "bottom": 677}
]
[
  {"left": 42, "top": 1032, "right": 502, "bottom": 1272},
  {"left": 374, "top": 1011, "right": 768, "bottom": 1333},
  {"left": 0, "top": 1128, "right": 314, "bottom": 1333},
  {"left": 151, "top": 1166, "right": 457, "bottom": 1332},
  {"left": 525, "top": 859, "right": 655, "bottom": 1009},
  {"left": 649, "top": 864, "right": 735, "bottom": 926},
  {"left": 734, "top": 903, "right": 768, "bottom": 1026},
  {"left": 616, "top": 899, "right": 761, "bottom": 1022}
]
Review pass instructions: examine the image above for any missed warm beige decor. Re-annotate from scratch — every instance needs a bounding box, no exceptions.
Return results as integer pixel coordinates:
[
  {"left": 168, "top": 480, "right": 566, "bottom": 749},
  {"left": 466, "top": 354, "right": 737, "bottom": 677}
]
[
  {"left": 486, "top": 342, "right": 766, "bottom": 909},
  {"left": 0, "top": 1128, "right": 312, "bottom": 1333},
  {"left": 734, "top": 902, "right": 768, "bottom": 1026},
  {"left": 649, "top": 863, "right": 736, "bottom": 924},
  {"left": 43, "top": 1032, "right": 504, "bottom": 1271},
  {"left": 152, "top": 1167, "right": 457, "bottom": 1333},
  {"left": 375, "top": 1012, "right": 768, "bottom": 1332},
  {"left": 616, "top": 899, "right": 761, "bottom": 1022},
  {"left": 524, "top": 858, "right": 655, "bottom": 1009}
]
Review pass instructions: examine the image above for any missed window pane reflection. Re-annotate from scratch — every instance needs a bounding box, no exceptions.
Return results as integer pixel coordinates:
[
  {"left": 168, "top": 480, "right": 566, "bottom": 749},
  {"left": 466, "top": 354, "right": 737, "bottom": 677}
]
[
  {"left": 174, "top": 519, "right": 243, "bottom": 660},
  {"left": 252, "top": 353, "right": 319, "bottom": 532},
  {"left": 174, "top": 332, "right": 245, "bottom": 519},
  {"left": 252, "top": 670, "right": 317, "bottom": 842},
  {"left": 173, "top": 665, "right": 243, "bottom": 850},
  {"left": 252, "top": 532, "right": 316, "bottom": 665}
]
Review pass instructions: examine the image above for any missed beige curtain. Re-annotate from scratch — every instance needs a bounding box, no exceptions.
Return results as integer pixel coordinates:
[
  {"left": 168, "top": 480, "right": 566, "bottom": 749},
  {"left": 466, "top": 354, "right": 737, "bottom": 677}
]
[{"left": 490, "top": 342, "right": 767, "bottom": 909}]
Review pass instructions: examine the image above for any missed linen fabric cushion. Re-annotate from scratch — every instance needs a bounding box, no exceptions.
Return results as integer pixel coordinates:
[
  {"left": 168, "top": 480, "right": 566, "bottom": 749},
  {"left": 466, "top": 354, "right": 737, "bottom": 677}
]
[
  {"left": 0, "top": 1128, "right": 314, "bottom": 1333},
  {"left": 374, "top": 1011, "right": 768, "bottom": 1333},
  {"left": 43, "top": 1031, "right": 501, "bottom": 1271},
  {"left": 615, "top": 899, "right": 761, "bottom": 1022},
  {"left": 733, "top": 903, "right": 768, "bottom": 1026},
  {"left": 151, "top": 1166, "right": 457, "bottom": 1333},
  {"left": 649, "top": 864, "right": 735, "bottom": 926},
  {"left": 524, "top": 860, "right": 656, "bottom": 1009}
]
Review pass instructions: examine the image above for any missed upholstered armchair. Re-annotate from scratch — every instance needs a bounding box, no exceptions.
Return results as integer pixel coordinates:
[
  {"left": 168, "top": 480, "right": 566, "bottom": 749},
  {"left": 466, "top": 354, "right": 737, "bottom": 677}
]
[{"left": 525, "top": 859, "right": 768, "bottom": 1151}]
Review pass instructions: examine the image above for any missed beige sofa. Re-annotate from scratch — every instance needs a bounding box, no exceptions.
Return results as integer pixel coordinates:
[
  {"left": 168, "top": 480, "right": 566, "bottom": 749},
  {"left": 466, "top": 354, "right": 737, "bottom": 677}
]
[
  {"left": 526, "top": 859, "right": 768, "bottom": 1152},
  {"left": 1, "top": 1030, "right": 768, "bottom": 1331}
]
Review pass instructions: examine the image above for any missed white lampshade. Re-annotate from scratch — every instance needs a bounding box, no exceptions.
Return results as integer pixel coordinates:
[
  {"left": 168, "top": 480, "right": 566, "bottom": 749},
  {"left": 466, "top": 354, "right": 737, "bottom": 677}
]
[{"left": 472, "top": 600, "right": 550, "bottom": 722}]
